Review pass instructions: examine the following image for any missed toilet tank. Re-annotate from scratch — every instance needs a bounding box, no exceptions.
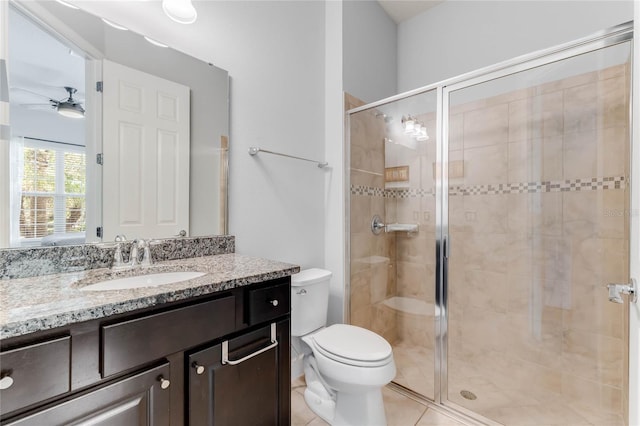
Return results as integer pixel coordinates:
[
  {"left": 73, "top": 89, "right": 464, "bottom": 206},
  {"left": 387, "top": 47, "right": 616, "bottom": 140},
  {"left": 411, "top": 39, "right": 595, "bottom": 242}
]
[{"left": 291, "top": 268, "right": 332, "bottom": 337}]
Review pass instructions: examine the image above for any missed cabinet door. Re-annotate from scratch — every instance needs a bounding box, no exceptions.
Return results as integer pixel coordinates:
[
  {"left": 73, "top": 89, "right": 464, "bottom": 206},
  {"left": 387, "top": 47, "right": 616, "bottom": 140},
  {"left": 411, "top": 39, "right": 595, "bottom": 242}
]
[
  {"left": 188, "top": 320, "right": 290, "bottom": 426},
  {"left": 5, "top": 363, "right": 171, "bottom": 426}
]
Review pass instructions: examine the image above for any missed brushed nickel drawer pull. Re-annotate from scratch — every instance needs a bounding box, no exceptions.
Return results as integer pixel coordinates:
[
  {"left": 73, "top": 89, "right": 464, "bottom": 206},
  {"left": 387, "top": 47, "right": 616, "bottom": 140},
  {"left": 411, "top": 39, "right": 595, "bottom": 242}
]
[
  {"left": 222, "top": 323, "right": 278, "bottom": 366},
  {"left": 158, "top": 376, "right": 171, "bottom": 389},
  {"left": 0, "top": 372, "right": 14, "bottom": 390},
  {"left": 192, "top": 362, "right": 205, "bottom": 375}
]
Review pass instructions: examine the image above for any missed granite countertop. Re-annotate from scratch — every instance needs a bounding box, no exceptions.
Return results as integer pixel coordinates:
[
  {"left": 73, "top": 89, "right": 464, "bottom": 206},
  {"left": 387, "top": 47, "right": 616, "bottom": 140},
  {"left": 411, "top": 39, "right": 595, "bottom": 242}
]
[{"left": 0, "top": 254, "right": 300, "bottom": 340}]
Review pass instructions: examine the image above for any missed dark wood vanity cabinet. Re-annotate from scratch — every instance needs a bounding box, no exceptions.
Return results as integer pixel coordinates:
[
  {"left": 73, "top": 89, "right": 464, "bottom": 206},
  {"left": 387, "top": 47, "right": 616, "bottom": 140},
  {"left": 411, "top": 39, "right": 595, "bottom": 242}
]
[
  {"left": 0, "top": 277, "right": 291, "bottom": 426},
  {"left": 188, "top": 319, "right": 291, "bottom": 426},
  {"left": 6, "top": 363, "right": 171, "bottom": 426}
]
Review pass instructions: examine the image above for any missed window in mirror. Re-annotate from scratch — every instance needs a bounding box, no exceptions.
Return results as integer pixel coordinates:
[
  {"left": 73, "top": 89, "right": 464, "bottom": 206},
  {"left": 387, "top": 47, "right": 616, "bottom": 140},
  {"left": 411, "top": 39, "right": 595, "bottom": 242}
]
[{"left": 14, "top": 138, "right": 86, "bottom": 246}]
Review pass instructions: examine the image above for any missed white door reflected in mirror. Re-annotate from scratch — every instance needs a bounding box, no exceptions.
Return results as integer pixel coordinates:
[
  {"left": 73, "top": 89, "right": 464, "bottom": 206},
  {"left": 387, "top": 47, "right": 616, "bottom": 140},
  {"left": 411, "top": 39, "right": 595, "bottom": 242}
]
[{"left": 102, "top": 60, "right": 190, "bottom": 241}]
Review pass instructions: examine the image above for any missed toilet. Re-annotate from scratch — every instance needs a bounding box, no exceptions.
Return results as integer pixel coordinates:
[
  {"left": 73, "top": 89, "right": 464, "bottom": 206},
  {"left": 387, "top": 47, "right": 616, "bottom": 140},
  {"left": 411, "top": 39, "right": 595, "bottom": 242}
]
[{"left": 291, "top": 268, "right": 396, "bottom": 426}]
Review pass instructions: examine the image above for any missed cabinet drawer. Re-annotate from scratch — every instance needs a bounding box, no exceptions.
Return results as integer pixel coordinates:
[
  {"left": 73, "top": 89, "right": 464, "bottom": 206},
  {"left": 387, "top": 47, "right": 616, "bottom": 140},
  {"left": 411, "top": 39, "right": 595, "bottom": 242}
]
[
  {"left": 101, "top": 295, "right": 236, "bottom": 377},
  {"left": 6, "top": 363, "right": 170, "bottom": 426},
  {"left": 246, "top": 280, "right": 290, "bottom": 325},
  {"left": 0, "top": 336, "right": 70, "bottom": 415}
]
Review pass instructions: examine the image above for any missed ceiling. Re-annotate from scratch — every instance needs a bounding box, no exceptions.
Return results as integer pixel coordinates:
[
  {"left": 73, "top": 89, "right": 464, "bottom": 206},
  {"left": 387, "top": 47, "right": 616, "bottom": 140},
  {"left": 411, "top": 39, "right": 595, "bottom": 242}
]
[{"left": 377, "top": 0, "right": 444, "bottom": 24}]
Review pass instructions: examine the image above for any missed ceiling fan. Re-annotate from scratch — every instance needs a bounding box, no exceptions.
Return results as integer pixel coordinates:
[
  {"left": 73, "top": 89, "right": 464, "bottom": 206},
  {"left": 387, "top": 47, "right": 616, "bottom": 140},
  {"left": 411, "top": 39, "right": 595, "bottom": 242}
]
[{"left": 15, "top": 86, "right": 85, "bottom": 119}]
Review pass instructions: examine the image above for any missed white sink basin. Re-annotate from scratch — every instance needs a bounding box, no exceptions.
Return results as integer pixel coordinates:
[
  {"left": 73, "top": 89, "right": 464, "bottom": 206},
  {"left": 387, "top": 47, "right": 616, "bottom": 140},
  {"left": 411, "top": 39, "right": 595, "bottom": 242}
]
[{"left": 79, "top": 271, "right": 206, "bottom": 291}]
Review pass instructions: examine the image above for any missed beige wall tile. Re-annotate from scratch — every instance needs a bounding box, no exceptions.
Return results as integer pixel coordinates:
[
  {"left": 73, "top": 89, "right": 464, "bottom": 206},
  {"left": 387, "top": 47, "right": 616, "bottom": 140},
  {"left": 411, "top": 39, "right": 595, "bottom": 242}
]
[
  {"left": 598, "top": 76, "right": 629, "bottom": 129},
  {"left": 370, "top": 261, "right": 389, "bottom": 304},
  {"left": 563, "top": 191, "right": 599, "bottom": 238},
  {"left": 599, "top": 126, "right": 629, "bottom": 177},
  {"left": 449, "top": 113, "right": 464, "bottom": 151},
  {"left": 539, "top": 135, "right": 564, "bottom": 182},
  {"left": 459, "top": 269, "right": 509, "bottom": 313},
  {"left": 539, "top": 70, "right": 598, "bottom": 94},
  {"left": 507, "top": 140, "right": 532, "bottom": 182},
  {"left": 563, "top": 129, "right": 597, "bottom": 179},
  {"left": 563, "top": 281, "right": 625, "bottom": 339},
  {"left": 562, "top": 329, "right": 623, "bottom": 387},
  {"left": 464, "top": 144, "right": 509, "bottom": 185},
  {"left": 530, "top": 192, "right": 563, "bottom": 237},
  {"left": 562, "top": 374, "right": 622, "bottom": 414},
  {"left": 463, "top": 103, "right": 509, "bottom": 149},
  {"left": 564, "top": 82, "right": 598, "bottom": 134},
  {"left": 461, "top": 194, "right": 509, "bottom": 234},
  {"left": 508, "top": 97, "right": 532, "bottom": 142},
  {"left": 396, "top": 234, "right": 436, "bottom": 266}
]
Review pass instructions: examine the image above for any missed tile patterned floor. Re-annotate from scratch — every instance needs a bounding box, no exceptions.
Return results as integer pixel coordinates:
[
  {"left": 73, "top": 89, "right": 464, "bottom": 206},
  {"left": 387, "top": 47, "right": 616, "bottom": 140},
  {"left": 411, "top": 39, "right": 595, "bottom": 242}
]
[
  {"left": 291, "top": 377, "right": 465, "bottom": 426},
  {"left": 391, "top": 342, "right": 625, "bottom": 426}
]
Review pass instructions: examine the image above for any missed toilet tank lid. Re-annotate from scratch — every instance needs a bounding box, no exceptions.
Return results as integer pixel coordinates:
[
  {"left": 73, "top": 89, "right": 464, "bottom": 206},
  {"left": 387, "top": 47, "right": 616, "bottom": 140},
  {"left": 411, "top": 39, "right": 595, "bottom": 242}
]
[{"left": 291, "top": 268, "right": 332, "bottom": 286}]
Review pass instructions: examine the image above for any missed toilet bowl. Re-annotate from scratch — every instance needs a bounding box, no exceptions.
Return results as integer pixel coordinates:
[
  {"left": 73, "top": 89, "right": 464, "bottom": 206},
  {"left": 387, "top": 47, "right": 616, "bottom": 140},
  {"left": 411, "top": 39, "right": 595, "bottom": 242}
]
[{"left": 291, "top": 269, "right": 396, "bottom": 426}]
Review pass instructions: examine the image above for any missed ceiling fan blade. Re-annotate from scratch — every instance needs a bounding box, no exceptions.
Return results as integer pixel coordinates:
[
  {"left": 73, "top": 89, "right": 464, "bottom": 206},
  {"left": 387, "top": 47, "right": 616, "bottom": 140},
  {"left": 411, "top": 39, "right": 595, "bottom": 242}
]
[
  {"left": 10, "top": 87, "right": 53, "bottom": 100},
  {"left": 19, "top": 104, "right": 56, "bottom": 111}
]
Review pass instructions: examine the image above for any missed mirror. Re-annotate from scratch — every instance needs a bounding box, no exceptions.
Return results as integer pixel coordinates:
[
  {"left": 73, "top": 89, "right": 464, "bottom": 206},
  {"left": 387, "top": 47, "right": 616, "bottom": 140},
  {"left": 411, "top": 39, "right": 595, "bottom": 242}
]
[{"left": 1, "top": 0, "right": 229, "bottom": 248}]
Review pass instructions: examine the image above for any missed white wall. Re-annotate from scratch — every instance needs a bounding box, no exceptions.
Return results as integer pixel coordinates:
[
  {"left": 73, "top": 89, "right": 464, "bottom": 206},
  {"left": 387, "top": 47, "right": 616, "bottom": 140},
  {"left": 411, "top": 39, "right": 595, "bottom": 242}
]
[
  {"left": 398, "top": 0, "right": 634, "bottom": 92},
  {"left": 325, "top": 0, "right": 344, "bottom": 327},
  {"left": 70, "top": 1, "right": 327, "bottom": 269},
  {"left": 342, "top": 0, "right": 397, "bottom": 103}
]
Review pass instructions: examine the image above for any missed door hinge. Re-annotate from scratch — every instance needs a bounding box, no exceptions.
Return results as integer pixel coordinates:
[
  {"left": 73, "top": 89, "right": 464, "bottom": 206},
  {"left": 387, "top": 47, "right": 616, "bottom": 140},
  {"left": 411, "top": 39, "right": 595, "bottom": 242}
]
[
  {"left": 96, "top": 81, "right": 103, "bottom": 92},
  {"left": 96, "top": 227, "right": 103, "bottom": 238},
  {"left": 96, "top": 153, "right": 103, "bottom": 165}
]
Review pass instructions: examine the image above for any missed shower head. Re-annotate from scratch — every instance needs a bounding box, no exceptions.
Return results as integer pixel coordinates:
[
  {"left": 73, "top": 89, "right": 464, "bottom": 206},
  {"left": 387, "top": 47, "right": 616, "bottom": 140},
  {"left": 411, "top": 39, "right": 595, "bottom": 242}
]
[{"left": 375, "top": 113, "right": 393, "bottom": 123}]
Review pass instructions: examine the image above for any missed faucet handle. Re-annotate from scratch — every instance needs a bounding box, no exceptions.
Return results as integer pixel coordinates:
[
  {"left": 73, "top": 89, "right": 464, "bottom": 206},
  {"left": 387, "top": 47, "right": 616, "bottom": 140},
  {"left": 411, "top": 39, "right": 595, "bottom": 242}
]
[
  {"left": 129, "top": 240, "right": 140, "bottom": 267},
  {"left": 139, "top": 240, "right": 153, "bottom": 267},
  {"left": 112, "top": 242, "right": 126, "bottom": 269}
]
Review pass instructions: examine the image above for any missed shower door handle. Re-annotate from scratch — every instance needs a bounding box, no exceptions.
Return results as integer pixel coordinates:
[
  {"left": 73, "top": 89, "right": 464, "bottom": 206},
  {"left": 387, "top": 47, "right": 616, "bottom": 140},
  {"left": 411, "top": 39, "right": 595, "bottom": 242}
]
[
  {"left": 607, "top": 278, "right": 637, "bottom": 304},
  {"left": 443, "top": 235, "right": 450, "bottom": 259}
]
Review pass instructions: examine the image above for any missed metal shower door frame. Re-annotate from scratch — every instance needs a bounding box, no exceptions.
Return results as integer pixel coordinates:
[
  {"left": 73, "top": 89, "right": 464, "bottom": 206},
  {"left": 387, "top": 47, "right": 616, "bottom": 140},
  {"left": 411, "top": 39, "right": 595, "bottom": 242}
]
[{"left": 345, "top": 20, "right": 634, "bottom": 425}]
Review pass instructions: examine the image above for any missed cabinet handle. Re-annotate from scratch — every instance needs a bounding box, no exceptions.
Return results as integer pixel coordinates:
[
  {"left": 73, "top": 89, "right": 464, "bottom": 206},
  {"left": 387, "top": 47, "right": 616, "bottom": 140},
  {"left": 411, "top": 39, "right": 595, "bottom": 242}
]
[
  {"left": 222, "top": 323, "right": 278, "bottom": 366},
  {"left": 158, "top": 376, "right": 170, "bottom": 389},
  {"left": 0, "top": 372, "right": 14, "bottom": 390},
  {"left": 192, "top": 362, "right": 205, "bottom": 375},
  {"left": 270, "top": 299, "right": 279, "bottom": 307}
]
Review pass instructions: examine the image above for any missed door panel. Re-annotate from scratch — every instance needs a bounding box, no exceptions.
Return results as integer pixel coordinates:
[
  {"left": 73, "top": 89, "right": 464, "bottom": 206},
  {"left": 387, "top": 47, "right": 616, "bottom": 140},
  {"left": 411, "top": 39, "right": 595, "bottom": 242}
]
[
  {"left": 102, "top": 59, "right": 190, "bottom": 240},
  {"left": 188, "top": 321, "right": 289, "bottom": 426},
  {"left": 445, "top": 41, "right": 632, "bottom": 425}
]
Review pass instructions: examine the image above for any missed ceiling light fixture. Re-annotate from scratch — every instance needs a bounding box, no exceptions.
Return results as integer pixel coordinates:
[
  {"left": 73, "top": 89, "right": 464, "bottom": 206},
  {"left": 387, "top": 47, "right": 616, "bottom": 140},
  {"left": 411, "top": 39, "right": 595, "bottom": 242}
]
[
  {"left": 162, "top": 0, "right": 198, "bottom": 24},
  {"left": 55, "top": 0, "right": 79, "bottom": 9},
  {"left": 102, "top": 18, "right": 129, "bottom": 31},
  {"left": 57, "top": 102, "right": 85, "bottom": 119},
  {"left": 144, "top": 36, "right": 169, "bottom": 48}
]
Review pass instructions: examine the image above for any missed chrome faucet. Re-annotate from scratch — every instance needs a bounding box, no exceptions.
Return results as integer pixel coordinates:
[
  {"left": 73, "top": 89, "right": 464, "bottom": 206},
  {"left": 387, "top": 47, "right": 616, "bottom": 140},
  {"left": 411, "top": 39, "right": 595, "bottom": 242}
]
[
  {"left": 112, "top": 237, "right": 152, "bottom": 270},
  {"left": 129, "top": 239, "right": 153, "bottom": 267}
]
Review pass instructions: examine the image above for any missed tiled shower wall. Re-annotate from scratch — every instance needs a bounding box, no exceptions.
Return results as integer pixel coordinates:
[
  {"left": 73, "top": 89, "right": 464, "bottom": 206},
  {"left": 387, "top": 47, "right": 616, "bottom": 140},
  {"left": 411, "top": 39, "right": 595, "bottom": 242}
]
[
  {"left": 349, "top": 62, "right": 629, "bottom": 423},
  {"left": 348, "top": 93, "right": 397, "bottom": 344},
  {"left": 446, "top": 63, "right": 630, "bottom": 421}
]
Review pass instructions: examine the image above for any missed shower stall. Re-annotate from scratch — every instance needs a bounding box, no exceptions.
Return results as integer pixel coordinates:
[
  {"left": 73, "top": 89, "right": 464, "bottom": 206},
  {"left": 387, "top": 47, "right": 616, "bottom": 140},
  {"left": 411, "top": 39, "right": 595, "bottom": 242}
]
[{"left": 347, "top": 23, "right": 633, "bottom": 425}]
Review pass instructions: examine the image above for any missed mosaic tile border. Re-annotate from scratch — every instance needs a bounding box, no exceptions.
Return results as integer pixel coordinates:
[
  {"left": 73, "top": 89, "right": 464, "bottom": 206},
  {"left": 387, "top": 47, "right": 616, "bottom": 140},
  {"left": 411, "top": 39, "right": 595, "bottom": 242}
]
[
  {"left": 450, "top": 176, "right": 626, "bottom": 196},
  {"left": 350, "top": 176, "right": 626, "bottom": 199},
  {"left": 351, "top": 185, "right": 386, "bottom": 197}
]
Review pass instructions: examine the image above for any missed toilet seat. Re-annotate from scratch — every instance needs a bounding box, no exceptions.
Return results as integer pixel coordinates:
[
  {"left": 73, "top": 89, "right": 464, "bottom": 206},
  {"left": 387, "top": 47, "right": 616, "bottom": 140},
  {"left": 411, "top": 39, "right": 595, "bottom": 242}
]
[{"left": 310, "top": 324, "right": 393, "bottom": 367}]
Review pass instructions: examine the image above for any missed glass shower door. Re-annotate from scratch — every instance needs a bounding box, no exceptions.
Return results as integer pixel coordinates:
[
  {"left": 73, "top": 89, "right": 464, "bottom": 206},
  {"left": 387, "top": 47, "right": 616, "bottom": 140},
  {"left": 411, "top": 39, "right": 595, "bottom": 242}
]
[
  {"left": 444, "top": 41, "right": 631, "bottom": 425},
  {"left": 349, "top": 90, "right": 438, "bottom": 400}
]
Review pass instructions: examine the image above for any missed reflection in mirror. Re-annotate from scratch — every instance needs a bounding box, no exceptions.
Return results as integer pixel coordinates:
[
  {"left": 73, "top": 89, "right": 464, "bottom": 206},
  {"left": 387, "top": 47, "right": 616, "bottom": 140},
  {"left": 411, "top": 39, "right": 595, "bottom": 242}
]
[{"left": 1, "top": 1, "right": 229, "bottom": 248}]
